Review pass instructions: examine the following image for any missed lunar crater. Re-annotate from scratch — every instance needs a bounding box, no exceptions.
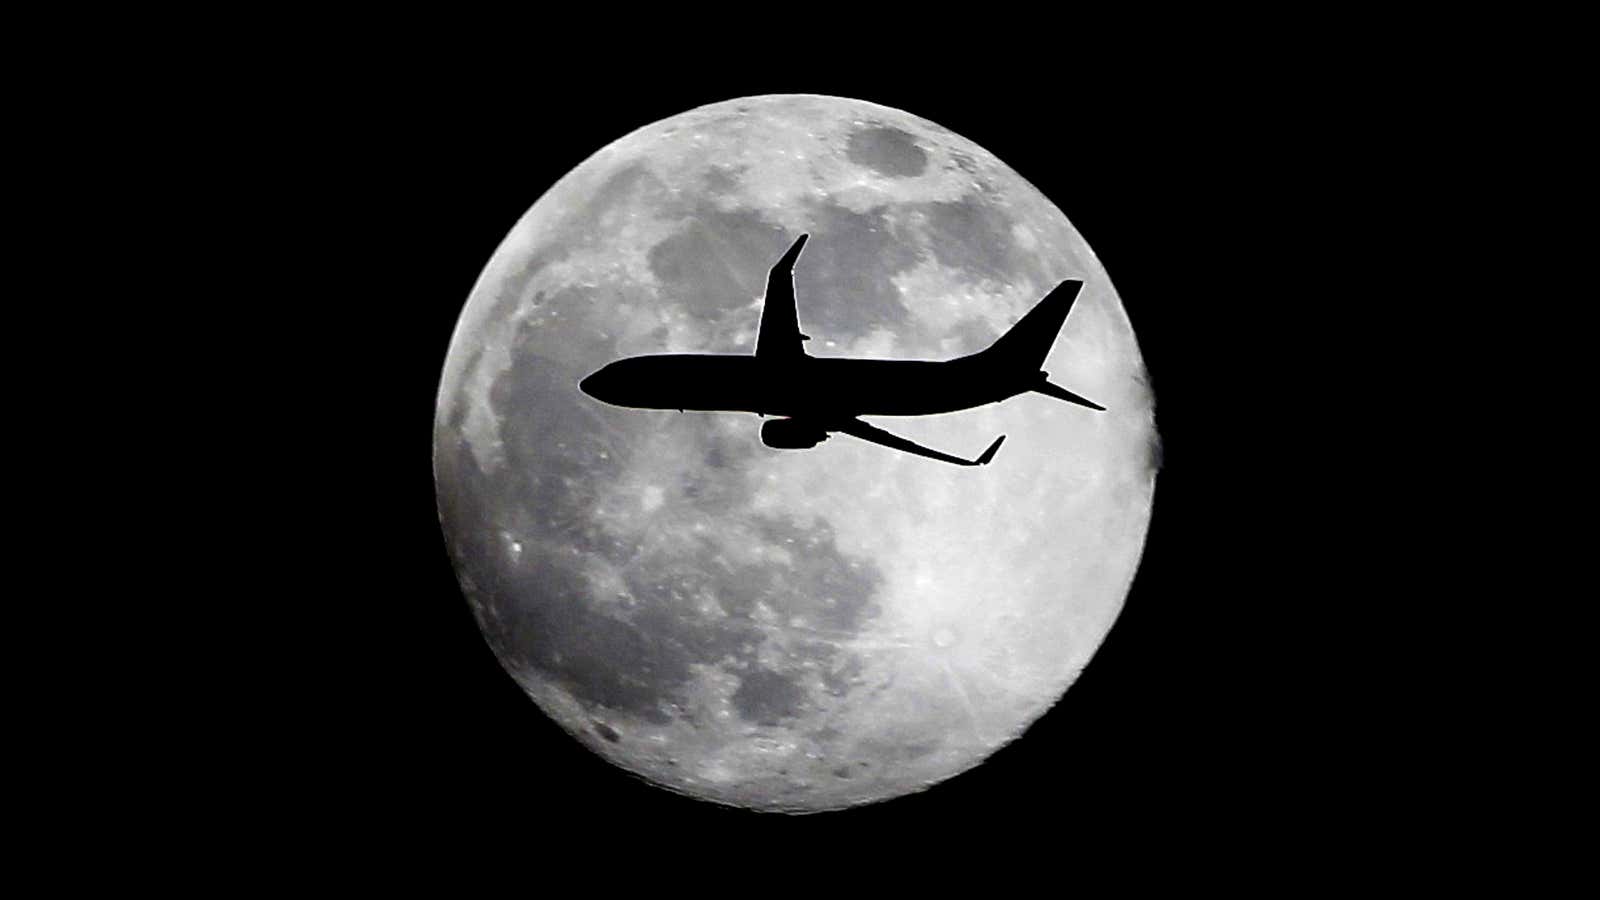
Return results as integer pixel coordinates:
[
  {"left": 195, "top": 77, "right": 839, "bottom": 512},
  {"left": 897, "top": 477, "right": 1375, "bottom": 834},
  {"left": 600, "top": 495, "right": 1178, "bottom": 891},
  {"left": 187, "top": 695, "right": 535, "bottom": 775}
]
[{"left": 844, "top": 125, "right": 930, "bottom": 178}]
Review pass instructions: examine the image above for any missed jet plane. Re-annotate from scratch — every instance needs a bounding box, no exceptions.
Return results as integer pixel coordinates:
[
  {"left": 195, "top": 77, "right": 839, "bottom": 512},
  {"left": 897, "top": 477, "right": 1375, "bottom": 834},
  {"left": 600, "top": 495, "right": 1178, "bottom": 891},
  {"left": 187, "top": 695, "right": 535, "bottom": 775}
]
[{"left": 579, "top": 233, "right": 1104, "bottom": 467}]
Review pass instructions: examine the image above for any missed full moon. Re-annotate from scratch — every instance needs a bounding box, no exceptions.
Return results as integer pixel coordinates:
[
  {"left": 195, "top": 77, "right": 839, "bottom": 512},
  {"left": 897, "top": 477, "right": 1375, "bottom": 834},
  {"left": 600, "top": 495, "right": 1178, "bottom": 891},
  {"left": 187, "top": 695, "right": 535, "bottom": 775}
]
[{"left": 433, "top": 95, "right": 1158, "bottom": 812}]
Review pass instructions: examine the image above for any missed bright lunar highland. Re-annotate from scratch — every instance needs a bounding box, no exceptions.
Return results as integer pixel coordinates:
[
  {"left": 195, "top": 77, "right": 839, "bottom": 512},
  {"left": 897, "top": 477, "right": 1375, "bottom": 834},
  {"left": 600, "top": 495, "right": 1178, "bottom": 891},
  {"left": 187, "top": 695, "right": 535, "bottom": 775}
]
[{"left": 434, "top": 95, "right": 1159, "bottom": 812}]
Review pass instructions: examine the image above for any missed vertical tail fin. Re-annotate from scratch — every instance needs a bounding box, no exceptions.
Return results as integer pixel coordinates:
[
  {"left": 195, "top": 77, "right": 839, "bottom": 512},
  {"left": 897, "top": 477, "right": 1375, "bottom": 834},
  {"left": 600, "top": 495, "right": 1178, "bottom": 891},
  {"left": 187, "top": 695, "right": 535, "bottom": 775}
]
[
  {"left": 756, "top": 233, "right": 811, "bottom": 361},
  {"left": 980, "top": 279, "right": 1106, "bottom": 412},
  {"left": 980, "top": 280, "right": 1084, "bottom": 371}
]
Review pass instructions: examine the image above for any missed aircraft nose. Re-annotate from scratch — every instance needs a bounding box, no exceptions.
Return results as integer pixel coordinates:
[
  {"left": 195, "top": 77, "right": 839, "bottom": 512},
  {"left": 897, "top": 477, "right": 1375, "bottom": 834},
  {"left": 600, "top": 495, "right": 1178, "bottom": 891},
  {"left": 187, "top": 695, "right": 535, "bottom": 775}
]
[{"left": 579, "top": 365, "right": 617, "bottom": 400}]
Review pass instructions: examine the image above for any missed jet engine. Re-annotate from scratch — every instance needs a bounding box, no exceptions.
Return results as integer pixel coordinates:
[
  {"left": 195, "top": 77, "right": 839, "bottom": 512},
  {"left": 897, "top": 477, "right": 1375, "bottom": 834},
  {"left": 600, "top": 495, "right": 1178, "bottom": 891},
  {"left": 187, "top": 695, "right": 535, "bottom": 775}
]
[{"left": 760, "top": 418, "right": 829, "bottom": 449}]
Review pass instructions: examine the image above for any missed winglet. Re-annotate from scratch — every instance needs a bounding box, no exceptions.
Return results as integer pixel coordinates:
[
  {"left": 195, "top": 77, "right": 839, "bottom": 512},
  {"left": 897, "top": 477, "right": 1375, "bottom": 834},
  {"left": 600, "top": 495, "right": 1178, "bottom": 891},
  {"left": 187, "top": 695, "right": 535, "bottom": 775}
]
[
  {"left": 976, "top": 435, "right": 1006, "bottom": 466},
  {"left": 779, "top": 232, "right": 809, "bottom": 264}
]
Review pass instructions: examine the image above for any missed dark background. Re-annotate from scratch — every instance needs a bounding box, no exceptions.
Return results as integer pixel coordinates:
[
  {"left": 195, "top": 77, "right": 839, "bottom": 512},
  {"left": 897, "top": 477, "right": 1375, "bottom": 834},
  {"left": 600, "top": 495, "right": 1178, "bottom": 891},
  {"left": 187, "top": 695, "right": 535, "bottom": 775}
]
[{"left": 275, "top": 70, "right": 1359, "bottom": 843}]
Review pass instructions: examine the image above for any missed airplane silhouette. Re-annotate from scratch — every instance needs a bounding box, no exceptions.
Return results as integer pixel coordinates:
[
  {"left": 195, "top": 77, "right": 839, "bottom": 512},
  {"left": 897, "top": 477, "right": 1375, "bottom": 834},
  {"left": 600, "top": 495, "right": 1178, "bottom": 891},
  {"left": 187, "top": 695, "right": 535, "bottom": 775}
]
[{"left": 579, "top": 233, "right": 1104, "bottom": 467}]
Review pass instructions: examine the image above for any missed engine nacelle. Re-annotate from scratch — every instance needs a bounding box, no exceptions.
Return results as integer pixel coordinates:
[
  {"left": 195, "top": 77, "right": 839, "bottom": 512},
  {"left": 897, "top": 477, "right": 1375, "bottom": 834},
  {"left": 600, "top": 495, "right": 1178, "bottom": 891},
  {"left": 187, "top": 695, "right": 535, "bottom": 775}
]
[{"left": 760, "top": 418, "right": 829, "bottom": 450}]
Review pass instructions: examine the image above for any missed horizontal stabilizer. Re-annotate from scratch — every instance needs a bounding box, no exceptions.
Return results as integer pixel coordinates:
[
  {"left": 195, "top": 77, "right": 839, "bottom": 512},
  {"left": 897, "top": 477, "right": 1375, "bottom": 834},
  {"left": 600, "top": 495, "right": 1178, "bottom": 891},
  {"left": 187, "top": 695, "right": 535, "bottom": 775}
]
[{"left": 1034, "top": 379, "right": 1106, "bottom": 411}]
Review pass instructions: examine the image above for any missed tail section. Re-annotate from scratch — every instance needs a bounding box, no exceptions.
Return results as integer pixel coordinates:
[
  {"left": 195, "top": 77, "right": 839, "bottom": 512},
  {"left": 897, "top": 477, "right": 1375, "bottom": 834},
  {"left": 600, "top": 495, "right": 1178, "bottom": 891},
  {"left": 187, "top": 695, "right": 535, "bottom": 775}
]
[
  {"left": 980, "top": 279, "right": 1084, "bottom": 372},
  {"left": 977, "top": 279, "right": 1105, "bottom": 412}
]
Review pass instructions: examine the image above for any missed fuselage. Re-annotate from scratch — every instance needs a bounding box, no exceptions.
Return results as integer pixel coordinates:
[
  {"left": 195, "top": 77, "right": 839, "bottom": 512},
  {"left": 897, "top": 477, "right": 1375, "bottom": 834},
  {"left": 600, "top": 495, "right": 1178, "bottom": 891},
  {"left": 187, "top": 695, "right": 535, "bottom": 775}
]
[{"left": 578, "top": 352, "right": 1030, "bottom": 419}]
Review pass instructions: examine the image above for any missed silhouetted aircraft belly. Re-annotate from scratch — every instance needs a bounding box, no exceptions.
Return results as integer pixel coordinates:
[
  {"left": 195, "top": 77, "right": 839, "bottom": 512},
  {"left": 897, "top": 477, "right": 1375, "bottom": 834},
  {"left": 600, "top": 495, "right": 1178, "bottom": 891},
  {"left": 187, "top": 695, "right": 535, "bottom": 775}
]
[
  {"left": 579, "top": 355, "right": 1018, "bottom": 417},
  {"left": 580, "top": 355, "right": 771, "bottom": 412},
  {"left": 578, "top": 233, "right": 1103, "bottom": 467}
]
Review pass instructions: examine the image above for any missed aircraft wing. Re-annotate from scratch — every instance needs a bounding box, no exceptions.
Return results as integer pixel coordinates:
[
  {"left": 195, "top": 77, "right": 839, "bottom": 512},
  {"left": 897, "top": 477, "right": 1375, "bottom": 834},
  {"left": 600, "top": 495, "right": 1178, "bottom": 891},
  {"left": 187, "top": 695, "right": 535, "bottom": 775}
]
[
  {"left": 756, "top": 233, "right": 811, "bottom": 361},
  {"left": 834, "top": 418, "right": 1006, "bottom": 467}
]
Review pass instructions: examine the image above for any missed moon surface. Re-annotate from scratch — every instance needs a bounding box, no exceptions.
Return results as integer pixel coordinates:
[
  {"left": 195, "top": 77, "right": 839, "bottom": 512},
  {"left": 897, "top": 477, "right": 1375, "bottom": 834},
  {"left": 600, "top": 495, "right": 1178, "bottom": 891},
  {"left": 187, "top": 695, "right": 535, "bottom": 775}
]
[{"left": 433, "top": 95, "right": 1158, "bottom": 812}]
